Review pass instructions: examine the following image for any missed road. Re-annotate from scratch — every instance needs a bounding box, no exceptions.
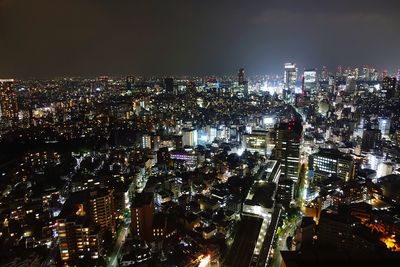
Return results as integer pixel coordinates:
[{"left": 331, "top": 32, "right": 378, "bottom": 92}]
[
  {"left": 271, "top": 219, "right": 300, "bottom": 267},
  {"left": 107, "top": 223, "right": 130, "bottom": 267},
  {"left": 225, "top": 216, "right": 263, "bottom": 267}
]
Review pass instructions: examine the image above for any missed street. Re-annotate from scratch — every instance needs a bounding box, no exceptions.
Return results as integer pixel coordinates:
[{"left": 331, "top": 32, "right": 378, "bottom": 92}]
[{"left": 107, "top": 223, "right": 130, "bottom": 267}]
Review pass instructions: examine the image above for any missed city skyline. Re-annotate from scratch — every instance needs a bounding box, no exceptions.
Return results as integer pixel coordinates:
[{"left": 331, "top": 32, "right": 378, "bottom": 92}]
[{"left": 1, "top": 1, "right": 400, "bottom": 266}]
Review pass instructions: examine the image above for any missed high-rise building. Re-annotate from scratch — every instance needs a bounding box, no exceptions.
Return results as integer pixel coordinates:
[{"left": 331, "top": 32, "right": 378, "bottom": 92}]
[
  {"left": 284, "top": 63, "right": 297, "bottom": 99},
  {"left": 141, "top": 134, "right": 152, "bottom": 149},
  {"left": 88, "top": 189, "right": 115, "bottom": 233},
  {"left": 361, "top": 129, "right": 381, "bottom": 151},
  {"left": 309, "top": 149, "right": 354, "bottom": 181},
  {"left": 57, "top": 216, "right": 102, "bottom": 262},
  {"left": 272, "top": 121, "right": 302, "bottom": 182},
  {"left": 164, "top": 77, "right": 174, "bottom": 93},
  {"left": 381, "top": 76, "right": 396, "bottom": 99},
  {"left": 182, "top": 128, "right": 198, "bottom": 147},
  {"left": 131, "top": 192, "right": 154, "bottom": 242},
  {"left": 276, "top": 179, "right": 295, "bottom": 208},
  {"left": 126, "top": 75, "right": 134, "bottom": 91},
  {"left": 57, "top": 188, "right": 115, "bottom": 262},
  {"left": 378, "top": 117, "right": 391, "bottom": 139},
  {"left": 395, "top": 130, "right": 400, "bottom": 147},
  {"left": 238, "top": 68, "right": 245, "bottom": 85},
  {"left": 242, "top": 130, "right": 271, "bottom": 156},
  {"left": 0, "top": 79, "right": 18, "bottom": 121},
  {"left": 238, "top": 68, "right": 248, "bottom": 96},
  {"left": 302, "top": 69, "right": 317, "bottom": 97},
  {"left": 320, "top": 66, "right": 328, "bottom": 81}
]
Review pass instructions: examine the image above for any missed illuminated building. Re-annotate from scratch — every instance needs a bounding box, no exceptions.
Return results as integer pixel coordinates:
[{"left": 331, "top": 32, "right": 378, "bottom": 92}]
[
  {"left": 88, "top": 189, "right": 115, "bottom": 233},
  {"left": 378, "top": 117, "right": 391, "bottom": 139},
  {"left": 320, "top": 66, "right": 328, "bottom": 81},
  {"left": 97, "top": 76, "right": 109, "bottom": 92},
  {"left": 284, "top": 63, "right": 297, "bottom": 99},
  {"left": 242, "top": 181, "right": 276, "bottom": 218},
  {"left": 141, "top": 134, "right": 152, "bottom": 149},
  {"left": 126, "top": 75, "right": 134, "bottom": 91},
  {"left": 273, "top": 122, "right": 302, "bottom": 182},
  {"left": 237, "top": 68, "right": 248, "bottom": 96},
  {"left": 182, "top": 128, "right": 197, "bottom": 147},
  {"left": 242, "top": 130, "right": 270, "bottom": 156},
  {"left": 131, "top": 192, "right": 154, "bottom": 242},
  {"left": 170, "top": 149, "right": 197, "bottom": 166},
  {"left": 57, "top": 217, "right": 102, "bottom": 261},
  {"left": 152, "top": 213, "right": 166, "bottom": 240},
  {"left": 238, "top": 68, "right": 245, "bottom": 85},
  {"left": 262, "top": 116, "right": 275, "bottom": 129},
  {"left": 302, "top": 69, "right": 317, "bottom": 97},
  {"left": 381, "top": 76, "right": 396, "bottom": 99},
  {"left": 309, "top": 149, "right": 354, "bottom": 181},
  {"left": 0, "top": 79, "right": 18, "bottom": 121},
  {"left": 56, "top": 188, "right": 115, "bottom": 262},
  {"left": 395, "top": 130, "right": 400, "bottom": 146},
  {"left": 276, "top": 179, "right": 295, "bottom": 208}
]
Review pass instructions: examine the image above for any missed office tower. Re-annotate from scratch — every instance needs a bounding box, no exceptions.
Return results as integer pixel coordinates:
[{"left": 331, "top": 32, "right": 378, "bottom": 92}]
[
  {"left": 378, "top": 117, "right": 391, "bottom": 139},
  {"left": 0, "top": 79, "right": 18, "bottom": 121},
  {"left": 97, "top": 76, "right": 109, "bottom": 92},
  {"left": 238, "top": 68, "right": 245, "bottom": 85},
  {"left": 187, "top": 80, "right": 196, "bottom": 94},
  {"left": 309, "top": 149, "right": 354, "bottom": 181},
  {"left": 361, "top": 129, "right": 381, "bottom": 151},
  {"left": 57, "top": 188, "right": 115, "bottom": 262},
  {"left": 238, "top": 68, "right": 248, "bottom": 96},
  {"left": 273, "top": 121, "right": 302, "bottom": 182},
  {"left": 126, "top": 75, "right": 134, "bottom": 91},
  {"left": 141, "top": 134, "right": 152, "bottom": 149},
  {"left": 303, "top": 69, "right": 317, "bottom": 97},
  {"left": 182, "top": 128, "right": 198, "bottom": 147},
  {"left": 320, "top": 66, "right": 328, "bottom": 81},
  {"left": 381, "top": 76, "right": 396, "bottom": 99},
  {"left": 276, "top": 179, "right": 295, "bottom": 208},
  {"left": 164, "top": 77, "right": 174, "bottom": 93},
  {"left": 242, "top": 130, "right": 271, "bottom": 156},
  {"left": 131, "top": 192, "right": 154, "bottom": 242},
  {"left": 284, "top": 63, "right": 297, "bottom": 99}
]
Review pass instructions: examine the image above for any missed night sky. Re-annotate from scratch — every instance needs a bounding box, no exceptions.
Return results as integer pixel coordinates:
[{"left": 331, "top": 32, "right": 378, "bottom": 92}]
[{"left": 0, "top": 0, "right": 399, "bottom": 78}]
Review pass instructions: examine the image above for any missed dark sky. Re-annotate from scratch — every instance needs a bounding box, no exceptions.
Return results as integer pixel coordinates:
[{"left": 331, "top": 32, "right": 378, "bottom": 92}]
[{"left": 0, "top": 0, "right": 399, "bottom": 78}]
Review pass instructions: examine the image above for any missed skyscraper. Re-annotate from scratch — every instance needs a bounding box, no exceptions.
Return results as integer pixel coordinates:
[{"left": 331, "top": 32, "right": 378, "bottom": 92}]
[
  {"left": 309, "top": 149, "right": 354, "bottom": 181},
  {"left": 0, "top": 79, "right": 18, "bottom": 121},
  {"left": 164, "top": 77, "right": 174, "bottom": 93},
  {"left": 381, "top": 76, "right": 396, "bottom": 99},
  {"left": 361, "top": 129, "right": 381, "bottom": 151},
  {"left": 57, "top": 188, "right": 115, "bottom": 262},
  {"left": 238, "top": 68, "right": 248, "bottom": 96},
  {"left": 284, "top": 63, "right": 297, "bottom": 99},
  {"left": 182, "top": 128, "right": 198, "bottom": 147},
  {"left": 273, "top": 121, "right": 302, "bottom": 182},
  {"left": 126, "top": 75, "right": 134, "bottom": 91},
  {"left": 238, "top": 68, "right": 245, "bottom": 85},
  {"left": 303, "top": 69, "right": 318, "bottom": 97},
  {"left": 131, "top": 192, "right": 154, "bottom": 242}
]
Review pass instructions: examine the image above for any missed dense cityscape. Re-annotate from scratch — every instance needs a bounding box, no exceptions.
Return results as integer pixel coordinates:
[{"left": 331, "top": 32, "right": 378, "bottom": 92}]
[{"left": 1, "top": 64, "right": 400, "bottom": 266}]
